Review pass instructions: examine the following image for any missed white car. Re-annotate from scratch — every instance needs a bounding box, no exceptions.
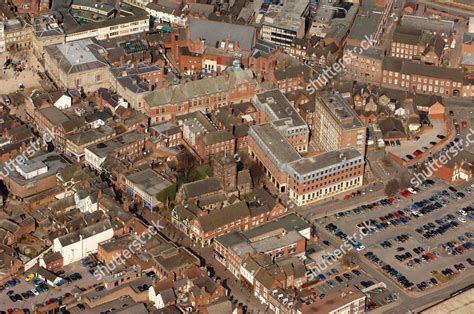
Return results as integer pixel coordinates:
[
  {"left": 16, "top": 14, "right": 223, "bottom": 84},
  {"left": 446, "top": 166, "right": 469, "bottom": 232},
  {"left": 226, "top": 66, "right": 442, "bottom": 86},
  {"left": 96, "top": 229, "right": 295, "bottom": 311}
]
[
  {"left": 458, "top": 210, "right": 467, "bottom": 216},
  {"left": 32, "top": 289, "right": 39, "bottom": 296},
  {"left": 356, "top": 245, "right": 365, "bottom": 252},
  {"left": 458, "top": 217, "right": 466, "bottom": 223},
  {"left": 408, "top": 187, "right": 417, "bottom": 194}
]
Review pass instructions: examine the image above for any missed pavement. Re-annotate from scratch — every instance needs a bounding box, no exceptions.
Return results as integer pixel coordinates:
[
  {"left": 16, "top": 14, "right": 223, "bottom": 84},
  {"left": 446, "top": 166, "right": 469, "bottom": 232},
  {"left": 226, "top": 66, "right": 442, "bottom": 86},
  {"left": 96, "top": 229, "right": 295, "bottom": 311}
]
[
  {"left": 312, "top": 179, "right": 474, "bottom": 313},
  {"left": 0, "top": 52, "right": 44, "bottom": 96},
  {"left": 0, "top": 261, "right": 99, "bottom": 312}
]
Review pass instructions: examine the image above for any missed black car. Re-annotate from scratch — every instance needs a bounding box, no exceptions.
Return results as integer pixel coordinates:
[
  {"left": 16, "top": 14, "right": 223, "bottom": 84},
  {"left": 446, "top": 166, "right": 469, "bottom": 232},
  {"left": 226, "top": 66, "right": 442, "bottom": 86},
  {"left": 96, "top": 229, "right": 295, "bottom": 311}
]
[
  {"left": 352, "top": 269, "right": 361, "bottom": 276},
  {"left": 322, "top": 240, "right": 331, "bottom": 246},
  {"left": 436, "top": 135, "right": 446, "bottom": 140},
  {"left": 467, "top": 258, "right": 474, "bottom": 266},
  {"left": 335, "top": 276, "right": 344, "bottom": 283},
  {"left": 449, "top": 186, "right": 457, "bottom": 192}
]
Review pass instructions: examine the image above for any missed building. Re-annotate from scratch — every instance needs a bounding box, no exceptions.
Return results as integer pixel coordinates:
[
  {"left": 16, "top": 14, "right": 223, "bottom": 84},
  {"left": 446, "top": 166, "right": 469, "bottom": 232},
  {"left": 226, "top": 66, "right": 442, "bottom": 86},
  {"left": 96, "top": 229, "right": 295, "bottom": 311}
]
[
  {"left": 146, "top": 2, "right": 186, "bottom": 27},
  {"left": 44, "top": 39, "right": 111, "bottom": 92},
  {"left": 382, "top": 57, "right": 464, "bottom": 96},
  {"left": 84, "top": 131, "right": 147, "bottom": 171},
  {"left": 65, "top": 125, "right": 116, "bottom": 161},
  {"left": 260, "top": 0, "right": 309, "bottom": 49},
  {"left": 287, "top": 149, "right": 364, "bottom": 206},
  {"left": 143, "top": 68, "right": 257, "bottom": 123},
  {"left": 313, "top": 94, "right": 367, "bottom": 156},
  {"left": 0, "top": 17, "right": 32, "bottom": 53},
  {"left": 124, "top": 168, "right": 173, "bottom": 209},
  {"left": 55, "top": 0, "right": 149, "bottom": 42},
  {"left": 248, "top": 123, "right": 364, "bottom": 205},
  {"left": 177, "top": 111, "right": 235, "bottom": 162},
  {"left": 53, "top": 221, "right": 114, "bottom": 265},
  {"left": 248, "top": 124, "right": 301, "bottom": 194},
  {"left": 298, "top": 286, "right": 367, "bottom": 314},
  {"left": 213, "top": 213, "right": 311, "bottom": 278},
  {"left": 4, "top": 152, "right": 69, "bottom": 200},
  {"left": 432, "top": 151, "right": 474, "bottom": 186},
  {"left": 186, "top": 18, "right": 257, "bottom": 72},
  {"left": 252, "top": 90, "right": 310, "bottom": 153},
  {"left": 344, "top": 46, "right": 384, "bottom": 83}
]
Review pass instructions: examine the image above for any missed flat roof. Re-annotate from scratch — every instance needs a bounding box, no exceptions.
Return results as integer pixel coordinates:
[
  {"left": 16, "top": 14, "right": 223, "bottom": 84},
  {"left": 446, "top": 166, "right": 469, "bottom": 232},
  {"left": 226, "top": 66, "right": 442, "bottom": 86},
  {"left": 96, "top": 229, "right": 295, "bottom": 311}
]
[
  {"left": 254, "top": 90, "right": 307, "bottom": 129},
  {"left": 263, "top": 0, "right": 308, "bottom": 32},
  {"left": 288, "top": 148, "right": 363, "bottom": 182},
  {"left": 249, "top": 124, "right": 301, "bottom": 169},
  {"left": 125, "top": 169, "right": 172, "bottom": 196},
  {"left": 317, "top": 94, "right": 365, "bottom": 130}
]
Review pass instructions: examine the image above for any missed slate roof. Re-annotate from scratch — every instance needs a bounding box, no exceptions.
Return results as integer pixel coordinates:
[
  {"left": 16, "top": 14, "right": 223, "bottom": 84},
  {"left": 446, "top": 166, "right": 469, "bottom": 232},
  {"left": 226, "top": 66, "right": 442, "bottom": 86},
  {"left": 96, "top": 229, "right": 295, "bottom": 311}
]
[
  {"left": 44, "top": 38, "right": 109, "bottom": 74},
  {"left": 188, "top": 18, "right": 256, "bottom": 51},
  {"left": 181, "top": 177, "right": 222, "bottom": 199},
  {"left": 197, "top": 201, "right": 250, "bottom": 233},
  {"left": 143, "top": 69, "right": 255, "bottom": 107}
]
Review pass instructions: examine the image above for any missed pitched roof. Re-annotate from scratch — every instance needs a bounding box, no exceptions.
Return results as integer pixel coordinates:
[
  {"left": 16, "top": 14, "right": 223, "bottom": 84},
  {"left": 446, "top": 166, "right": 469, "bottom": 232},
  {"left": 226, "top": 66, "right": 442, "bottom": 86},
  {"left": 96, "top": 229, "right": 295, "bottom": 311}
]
[
  {"left": 197, "top": 201, "right": 250, "bottom": 233},
  {"left": 181, "top": 177, "right": 222, "bottom": 199},
  {"left": 188, "top": 18, "right": 256, "bottom": 51}
]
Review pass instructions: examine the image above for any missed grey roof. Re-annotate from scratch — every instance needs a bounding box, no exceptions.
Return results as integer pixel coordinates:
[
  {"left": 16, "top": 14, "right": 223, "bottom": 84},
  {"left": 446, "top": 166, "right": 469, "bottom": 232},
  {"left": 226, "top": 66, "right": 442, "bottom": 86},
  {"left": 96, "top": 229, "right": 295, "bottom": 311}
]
[
  {"left": 57, "top": 220, "right": 112, "bottom": 247},
  {"left": 181, "top": 177, "right": 222, "bottom": 199},
  {"left": 188, "top": 18, "right": 256, "bottom": 51},
  {"left": 400, "top": 15, "right": 454, "bottom": 34},
  {"left": 248, "top": 124, "right": 301, "bottom": 172},
  {"left": 55, "top": 1, "right": 149, "bottom": 36},
  {"left": 400, "top": 61, "right": 464, "bottom": 82},
  {"left": 38, "top": 106, "right": 70, "bottom": 125},
  {"left": 203, "top": 130, "right": 233, "bottom": 145},
  {"left": 67, "top": 125, "right": 114, "bottom": 146},
  {"left": 316, "top": 94, "right": 365, "bottom": 130},
  {"left": 262, "top": 0, "right": 308, "bottom": 32},
  {"left": 382, "top": 56, "right": 403, "bottom": 73},
  {"left": 392, "top": 26, "right": 423, "bottom": 45},
  {"left": 143, "top": 69, "right": 256, "bottom": 107},
  {"left": 348, "top": 8, "right": 382, "bottom": 42},
  {"left": 197, "top": 201, "right": 250, "bottom": 233},
  {"left": 187, "top": 3, "right": 214, "bottom": 16},
  {"left": 44, "top": 38, "right": 109, "bottom": 74},
  {"left": 288, "top": 149, "right": 363, "bottom": 182},
  {"left": 125, "top": 169, "right": 172, "bottom": 196},
  {"left": 8, "top": 153, "right": 69, "bottom": 186}
]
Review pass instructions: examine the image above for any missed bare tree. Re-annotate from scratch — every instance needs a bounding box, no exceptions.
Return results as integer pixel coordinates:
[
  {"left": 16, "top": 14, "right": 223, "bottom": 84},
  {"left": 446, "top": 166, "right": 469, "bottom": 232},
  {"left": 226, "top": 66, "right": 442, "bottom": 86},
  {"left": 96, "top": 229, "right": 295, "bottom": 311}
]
[
  {"left": 177, "top": 149, "right": 196, "bottom": 179},
  {"left": 384, "top": 178, "right": 400, "bottom": 196},
  {"left": 241, "top": 152, "right": 265, "bottom": 187},
  {"left": 340, "top": 251, "right": 359, "bottom": 268}
]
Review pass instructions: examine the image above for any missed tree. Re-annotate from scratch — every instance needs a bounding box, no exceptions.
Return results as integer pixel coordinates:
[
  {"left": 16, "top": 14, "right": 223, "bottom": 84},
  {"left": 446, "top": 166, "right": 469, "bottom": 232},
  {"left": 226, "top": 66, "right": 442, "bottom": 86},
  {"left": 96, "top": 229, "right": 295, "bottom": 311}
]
[
  {"left": 340, "top": 251, "right": 359, "bottom": 268},
  {"left": 241, "top": 152, "right": 265, "bottom": 187},
  {"left": 384, "top": 179, "right": 400, "bottom": 196},
  {"left": 177, "top": 149, "right": 196, "bottom": 179}
]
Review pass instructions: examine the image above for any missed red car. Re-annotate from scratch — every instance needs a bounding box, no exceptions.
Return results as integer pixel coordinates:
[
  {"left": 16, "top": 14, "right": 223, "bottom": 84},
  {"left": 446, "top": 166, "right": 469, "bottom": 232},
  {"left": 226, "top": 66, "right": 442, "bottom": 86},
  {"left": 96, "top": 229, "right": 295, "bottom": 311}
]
[
  {"left": 400, "top": 190, "right": 412, "bottom": 197},
  {"left": 462, "top": 120, "right": 468, "bottom": 129},
  {"left": 413, "top": 150, "right": 423, "bottom": 157}
]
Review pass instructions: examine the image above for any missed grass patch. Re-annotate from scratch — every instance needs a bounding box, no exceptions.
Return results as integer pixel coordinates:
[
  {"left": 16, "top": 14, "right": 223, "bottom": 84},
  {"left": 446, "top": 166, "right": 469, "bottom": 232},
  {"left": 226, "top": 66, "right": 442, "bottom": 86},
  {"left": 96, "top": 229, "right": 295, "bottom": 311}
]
[
  {"left": 189, "top": 165, "right": 209, "bottom": 182},
  {"left": 156, "top": 184, "right": 177, "bottom": 204}
]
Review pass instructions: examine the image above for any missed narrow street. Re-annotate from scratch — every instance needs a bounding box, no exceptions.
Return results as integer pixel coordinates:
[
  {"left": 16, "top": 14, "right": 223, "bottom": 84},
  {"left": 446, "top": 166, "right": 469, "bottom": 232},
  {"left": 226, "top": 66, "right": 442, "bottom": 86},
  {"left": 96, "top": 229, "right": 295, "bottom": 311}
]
[{"left": 141, "top": 211, "right": 268, "bottom": 313}]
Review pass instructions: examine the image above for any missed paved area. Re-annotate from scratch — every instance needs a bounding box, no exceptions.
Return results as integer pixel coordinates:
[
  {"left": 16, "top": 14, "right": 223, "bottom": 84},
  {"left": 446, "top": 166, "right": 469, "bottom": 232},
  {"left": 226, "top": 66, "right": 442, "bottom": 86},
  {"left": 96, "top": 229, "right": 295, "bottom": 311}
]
[
  {"left": 0, "top": 52, "right": 44, "bottom": 96},
  {"left": 386, "top": 119, "right": 448, "bottom": 161},
  {"left": 312, "top": 179, "right": 474, "bottom": 312},
  {"left": 0, "top": 261, "right": 101, "bottom": 312}
]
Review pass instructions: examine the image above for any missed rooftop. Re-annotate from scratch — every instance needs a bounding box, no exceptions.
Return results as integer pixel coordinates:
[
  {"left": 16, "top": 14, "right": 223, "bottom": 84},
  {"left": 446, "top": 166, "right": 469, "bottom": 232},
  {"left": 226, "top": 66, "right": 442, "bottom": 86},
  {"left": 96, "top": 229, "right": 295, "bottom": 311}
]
[
  {"left": 125, "top": 169, "right": 172, "bottom": 196},
  {"left": 44, "top": 38, "right": 109, "bottom": 74}
]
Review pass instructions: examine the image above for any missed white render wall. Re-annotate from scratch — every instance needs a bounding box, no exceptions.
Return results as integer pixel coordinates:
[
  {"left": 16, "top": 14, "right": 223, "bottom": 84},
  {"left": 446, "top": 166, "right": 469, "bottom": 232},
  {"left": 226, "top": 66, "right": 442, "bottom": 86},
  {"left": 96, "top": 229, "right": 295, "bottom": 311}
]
[{"left": 53, "top": 227, "right": 114, "bottom": 265}]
